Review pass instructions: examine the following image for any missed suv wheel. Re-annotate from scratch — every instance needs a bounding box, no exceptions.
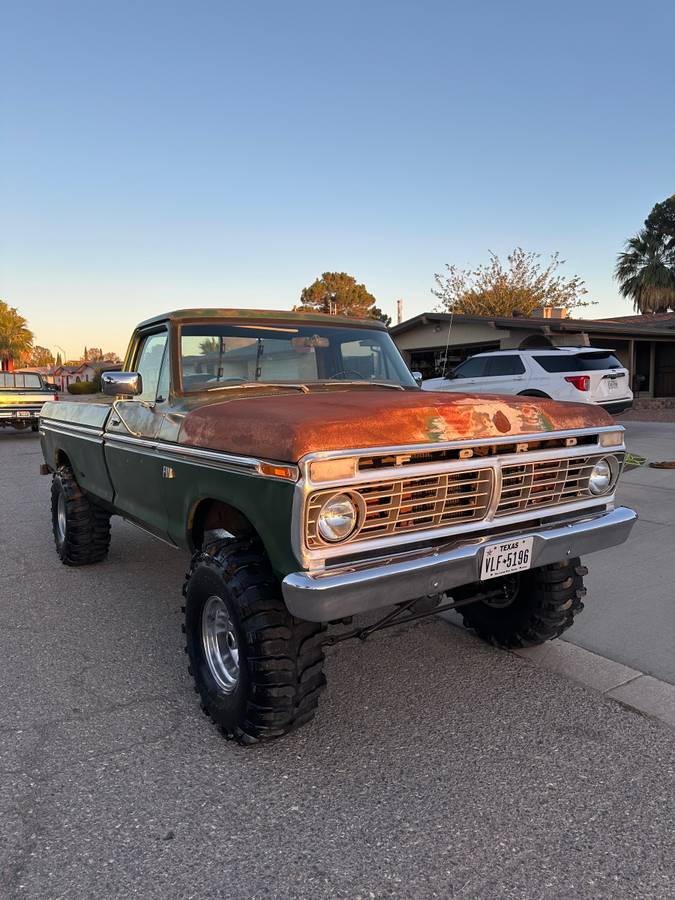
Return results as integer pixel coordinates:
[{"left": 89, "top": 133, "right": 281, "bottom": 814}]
[
  {"left": 183, "top": 539, "right": 326, "bottom": 745},
  {"left": 459, "top": 559, "right": 587, "bottom": 647}
]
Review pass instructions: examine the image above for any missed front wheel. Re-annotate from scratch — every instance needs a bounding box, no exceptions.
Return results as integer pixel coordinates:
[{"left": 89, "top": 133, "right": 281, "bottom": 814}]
[
  {"left": 183, "top": 539, "right": 326, "bottom": 745},
  {"left": 459, "top": 559, "right": 587, "bottom": 647}
]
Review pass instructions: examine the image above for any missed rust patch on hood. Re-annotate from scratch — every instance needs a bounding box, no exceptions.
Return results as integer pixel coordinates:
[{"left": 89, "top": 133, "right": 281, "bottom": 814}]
[
  {"left": 177, "top": 390, "right": 613, "bottom": 462},
  {"left": 492, "top": 409, "right": 512, "bottom": 433}
]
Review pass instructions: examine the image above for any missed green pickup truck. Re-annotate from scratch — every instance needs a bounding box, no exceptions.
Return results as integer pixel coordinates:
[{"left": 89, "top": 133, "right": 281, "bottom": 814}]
[
  {"left": 1, "top": 371, "right": 58, "bottom": 432},
  {"left": 39, "top": 309, "right": 636, "bottom": 744}
]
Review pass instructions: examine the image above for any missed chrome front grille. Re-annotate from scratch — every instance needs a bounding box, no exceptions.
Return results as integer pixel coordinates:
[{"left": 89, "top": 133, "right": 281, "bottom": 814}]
[
  {"left": 305, "top": 469, "right": 493, "bottom": 548},
  {"left": 304, "top": 451, "right": 622, "bottom": 550},
  {"left": 496, "top": 456, "right": 600, "bottom": 516}
]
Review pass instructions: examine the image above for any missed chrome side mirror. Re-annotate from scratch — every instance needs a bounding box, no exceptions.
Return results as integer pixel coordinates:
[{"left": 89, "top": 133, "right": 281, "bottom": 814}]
[
  {"left": 102, "top": 371, "right": 143, "bottom": 396},
  {"left": 411, "top": 371, "right": 423, "bottom": 386}
]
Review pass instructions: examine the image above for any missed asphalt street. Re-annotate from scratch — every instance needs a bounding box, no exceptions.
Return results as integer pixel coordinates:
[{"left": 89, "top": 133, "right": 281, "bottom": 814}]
[{"left": 1, "top": 426, "right": 673, "bottom": 899}]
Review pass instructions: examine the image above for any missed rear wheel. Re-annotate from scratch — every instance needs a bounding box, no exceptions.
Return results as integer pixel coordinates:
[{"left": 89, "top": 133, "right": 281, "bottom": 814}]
[
  {"left": 51, "top": 465, "right": 111, "bottom": 566},
  {"left": 459, "top": 559, "right": 587, "bottom": 647},
  {"left": 183, "top": 539, "right": 326, "bottom": 745}
]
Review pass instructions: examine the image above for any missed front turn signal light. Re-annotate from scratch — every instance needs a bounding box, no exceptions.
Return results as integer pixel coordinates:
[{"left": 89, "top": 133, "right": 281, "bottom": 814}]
[
  {"left": 259, "top": 463, "right": 297, "bottom": 481},
  {"left": 599, "top": 430, "right": 623, "bottom": 448}
]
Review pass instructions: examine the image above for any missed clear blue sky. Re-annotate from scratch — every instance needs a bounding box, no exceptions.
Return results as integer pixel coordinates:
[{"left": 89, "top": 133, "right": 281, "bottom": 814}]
[{"left": 2, "top": 0, "right": 674, "bottom": 358}]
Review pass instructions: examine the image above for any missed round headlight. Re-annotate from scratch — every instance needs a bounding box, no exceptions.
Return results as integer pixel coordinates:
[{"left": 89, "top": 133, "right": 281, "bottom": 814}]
[
  {"left": 317, "top": 493, "right": 359, "bottom": 542},
  {"left": 589, "top": 457, "right": 613, "bottom": 495}
]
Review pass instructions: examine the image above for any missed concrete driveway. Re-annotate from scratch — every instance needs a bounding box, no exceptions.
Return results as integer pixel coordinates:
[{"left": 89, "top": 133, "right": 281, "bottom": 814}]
[{"left": 1, "top": 427, "right": 673, "bottom": 899}]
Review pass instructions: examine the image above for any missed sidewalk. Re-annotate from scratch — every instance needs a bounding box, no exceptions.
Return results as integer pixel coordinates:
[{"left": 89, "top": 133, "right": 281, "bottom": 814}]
[{"left": 564, "top": 420, "right": 675, "bottom": 684}]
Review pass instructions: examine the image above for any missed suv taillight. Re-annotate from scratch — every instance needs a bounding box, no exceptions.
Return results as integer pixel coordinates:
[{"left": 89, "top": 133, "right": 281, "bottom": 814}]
[
  {"left": 565, "top": 375, "right": 590, "bottom": 392},
  {"left": 53, "top": 393, "right": 60, "bottom": 401}
]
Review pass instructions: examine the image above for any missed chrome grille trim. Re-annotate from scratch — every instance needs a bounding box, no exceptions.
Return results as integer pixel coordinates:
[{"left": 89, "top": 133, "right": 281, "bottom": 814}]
[
  {"left": 304, "top": 454, "right": 615, "bottom": 548},
  {"left": 301, "top": 451, "right": 624, "bottom": 556},
  {"left": 305, "top": 470, "right": 493, "bottom": 548},
  {"left": 293, "top": 427, "right": 626, "bottom": 568},
  {"left": 496, "top": 457, "right": 600, "bottom": 515}
]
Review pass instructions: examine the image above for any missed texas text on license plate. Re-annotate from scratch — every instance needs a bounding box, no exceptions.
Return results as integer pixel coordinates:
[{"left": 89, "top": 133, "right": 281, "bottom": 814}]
[{"left": 480, "top": 536, "right": 534, "bottom": 580}]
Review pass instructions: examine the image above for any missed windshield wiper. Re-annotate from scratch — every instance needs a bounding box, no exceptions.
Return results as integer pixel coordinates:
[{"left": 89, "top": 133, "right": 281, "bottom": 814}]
[
  {"left": 206, "top": 382, "right": 310, "bottom": 394},
  {"left": 323, "top": 380, "right": 405, "bottom": 391}
]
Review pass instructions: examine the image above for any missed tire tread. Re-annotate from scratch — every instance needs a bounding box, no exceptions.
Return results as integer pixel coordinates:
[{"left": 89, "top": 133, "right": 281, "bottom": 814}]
[
  {"left": 183, "top": 539, "right": 326, "bottom": 745},
  {"left": 51, "top": 465, "right": 111, "bottom": 566},
  {"left": 460, "top": 557, "right": 586, "bottom": 648}
]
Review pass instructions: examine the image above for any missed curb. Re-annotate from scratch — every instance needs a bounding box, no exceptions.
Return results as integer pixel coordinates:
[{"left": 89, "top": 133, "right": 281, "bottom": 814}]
[{"left": 513, "top": 639, "right": 675, "bottom": 728}]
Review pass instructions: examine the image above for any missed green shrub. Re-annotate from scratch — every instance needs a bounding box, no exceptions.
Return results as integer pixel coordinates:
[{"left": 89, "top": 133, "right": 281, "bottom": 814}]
[{"left": 67, "top": 380, "right": 99, "bottom": 395}]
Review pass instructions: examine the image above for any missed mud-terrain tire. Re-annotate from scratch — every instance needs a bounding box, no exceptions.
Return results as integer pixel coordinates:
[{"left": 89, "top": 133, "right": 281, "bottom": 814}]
[
  {"left": 51, "top": 464, "right": 111, "bottom": 566},
  {"left": 460, "top": 559, "right": 587, "bottom": 648},
  {"left": 183, "top": 539, "right": 326, "bottom": 745}
]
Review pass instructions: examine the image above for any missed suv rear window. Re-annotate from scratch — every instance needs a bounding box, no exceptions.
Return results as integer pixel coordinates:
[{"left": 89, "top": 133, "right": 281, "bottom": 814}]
[{"left": 533, "top": 352, "right": 623, "bottom": 373}]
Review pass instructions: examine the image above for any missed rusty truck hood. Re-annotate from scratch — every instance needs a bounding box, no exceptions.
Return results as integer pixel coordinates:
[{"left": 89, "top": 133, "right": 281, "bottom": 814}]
[{"left": 177, "top": 390, "right": 613, "bottom": 462}]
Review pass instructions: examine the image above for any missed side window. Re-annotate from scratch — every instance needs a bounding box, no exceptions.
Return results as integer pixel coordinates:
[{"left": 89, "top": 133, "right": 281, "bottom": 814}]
[
  {"left": 135, "top": 331, "right": 168, "bottom": 401},
  {"left": 486, "top": 356, "right": 526, "bottom": 376},
  {"left": 453, "top": 356, "right": 489, "bottom": 378}
]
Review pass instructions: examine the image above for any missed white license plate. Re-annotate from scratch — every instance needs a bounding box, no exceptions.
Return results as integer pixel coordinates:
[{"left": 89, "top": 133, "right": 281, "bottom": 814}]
[
  {"left": 481, "top": 537, "right": 533, "bottom": 581},
  {"left": 16, "top": 411, "right": 31, "bottom": 418},
  {"left": 607, "top": 379, "right": 618, "bottom": 391}
]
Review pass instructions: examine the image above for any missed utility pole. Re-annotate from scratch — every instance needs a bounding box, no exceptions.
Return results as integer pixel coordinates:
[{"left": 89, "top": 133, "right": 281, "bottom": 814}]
[{"left": 396, "top": 299, "right": 404, "bottom": 324}]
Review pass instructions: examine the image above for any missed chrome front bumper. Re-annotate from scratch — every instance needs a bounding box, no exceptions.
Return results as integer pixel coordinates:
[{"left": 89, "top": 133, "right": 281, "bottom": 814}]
[{"left": 281, "top": 506, "right": 637, "bottom": 622}]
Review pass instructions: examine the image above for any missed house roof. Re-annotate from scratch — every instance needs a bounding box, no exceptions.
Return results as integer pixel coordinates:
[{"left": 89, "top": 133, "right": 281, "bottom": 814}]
[
  {"left": 52, "top": 361, "right": 122, "bottom": 374},
  {"left": 595, "top": 312, "right": 675, "bottom": 326},
  {"left": 390, "top": 311, "right": 675, "bottom": 339}
]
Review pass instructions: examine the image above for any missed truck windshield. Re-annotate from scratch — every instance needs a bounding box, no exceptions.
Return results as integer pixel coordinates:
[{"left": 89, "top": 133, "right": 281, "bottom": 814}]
[
  {"left": 179, "top": 323, "right": 417, "bottom": 392},
  {"left": 0, "top": 373, "right": 42, "bottom": 389}
]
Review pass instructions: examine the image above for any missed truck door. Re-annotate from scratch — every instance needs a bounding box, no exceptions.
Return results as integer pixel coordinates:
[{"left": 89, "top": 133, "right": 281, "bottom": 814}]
[{"left": 104, "top": 328, "right": 173, "bottom": 540}]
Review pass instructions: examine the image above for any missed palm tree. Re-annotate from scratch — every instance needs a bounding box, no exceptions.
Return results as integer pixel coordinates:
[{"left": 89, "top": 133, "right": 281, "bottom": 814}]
[
  {"left": 0, "top": 300, "right": 33, "bottom": 369},
  {"left": 615, "top": 229, "right": 675, "bottom": 314}
]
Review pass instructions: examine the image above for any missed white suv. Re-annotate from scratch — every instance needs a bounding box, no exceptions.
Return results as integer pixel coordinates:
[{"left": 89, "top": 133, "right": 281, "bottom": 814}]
[{"left": 422, "top": 347, "right": 633, "bottom": 415}]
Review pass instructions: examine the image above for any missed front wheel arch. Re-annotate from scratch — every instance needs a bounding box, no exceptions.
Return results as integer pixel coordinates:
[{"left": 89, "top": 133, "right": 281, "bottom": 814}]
[{"left": 189, "top": 498, "right": 256, "bottom": 551}]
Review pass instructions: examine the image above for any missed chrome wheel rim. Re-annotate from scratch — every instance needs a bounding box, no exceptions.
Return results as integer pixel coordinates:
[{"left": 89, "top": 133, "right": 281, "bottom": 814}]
[
  {"left": 201, "top": 595, "right": 240, "bottom": 693},
  {"left": 56, "top": 491, "right": 67, "bottom": 543}
]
